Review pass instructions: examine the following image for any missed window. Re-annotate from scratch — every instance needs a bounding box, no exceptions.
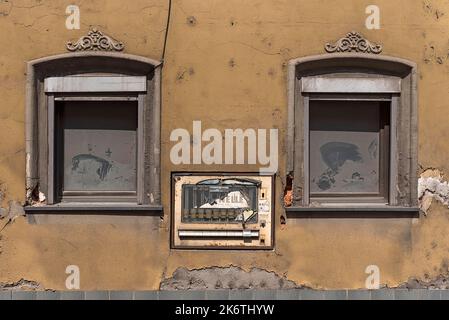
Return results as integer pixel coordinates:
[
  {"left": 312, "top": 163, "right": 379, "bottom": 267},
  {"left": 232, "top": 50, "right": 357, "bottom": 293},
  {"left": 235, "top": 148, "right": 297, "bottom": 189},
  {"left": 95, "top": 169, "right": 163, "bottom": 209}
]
[
  {"left": 53, "top": 99, "right": 139, "bottom": 203},
  {"left": 25, "top": 52, "right": 162, "bottom": 212},
  {"left": 286, "top": 54, "right": 419, "bottom": 211},
  {"left": 45, "top": 76, "right": 146, "bottom": 204},
  {"left": 308, "top": 98, "right": 390, "bottom": 204}
]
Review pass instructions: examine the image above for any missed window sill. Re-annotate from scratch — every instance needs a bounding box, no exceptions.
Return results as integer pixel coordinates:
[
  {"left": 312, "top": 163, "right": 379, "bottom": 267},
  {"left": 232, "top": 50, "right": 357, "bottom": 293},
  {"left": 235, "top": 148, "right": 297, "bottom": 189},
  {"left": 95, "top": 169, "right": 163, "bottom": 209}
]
[
  {"left": 24, "top": 203, "right": 163, "bottom": 216},
  {"left": 285, "top": 205, "right": 420, "bottom": 218}
]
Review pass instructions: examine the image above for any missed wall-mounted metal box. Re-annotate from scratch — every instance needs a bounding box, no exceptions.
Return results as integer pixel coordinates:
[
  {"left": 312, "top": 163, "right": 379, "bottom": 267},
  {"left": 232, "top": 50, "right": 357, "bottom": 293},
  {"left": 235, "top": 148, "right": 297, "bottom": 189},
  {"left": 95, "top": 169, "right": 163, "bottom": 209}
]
[{"left": 171, "top": 173, "right": 274, "bottom": 249}]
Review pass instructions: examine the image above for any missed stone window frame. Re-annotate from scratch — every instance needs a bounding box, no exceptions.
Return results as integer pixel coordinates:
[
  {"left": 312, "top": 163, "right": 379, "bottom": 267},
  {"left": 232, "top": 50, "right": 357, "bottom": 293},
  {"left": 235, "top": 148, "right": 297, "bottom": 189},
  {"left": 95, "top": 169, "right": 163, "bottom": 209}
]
[
  {"left": 286, "top": 53, "right": 419, "bottom": 214},
  {"left": 24, "top": 52, "right": 162, "bottom": 214}
]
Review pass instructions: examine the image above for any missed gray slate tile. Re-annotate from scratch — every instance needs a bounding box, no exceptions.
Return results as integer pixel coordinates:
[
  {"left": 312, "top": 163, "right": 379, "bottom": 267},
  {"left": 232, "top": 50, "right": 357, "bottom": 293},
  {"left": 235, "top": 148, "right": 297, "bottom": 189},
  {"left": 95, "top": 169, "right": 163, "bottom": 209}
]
[
  {"left": 394, "top": 289, "right": 419, "bottom": 300},
  {"left": 85, "top": 291, "right": 109, "bottom": 300},
  {"left": 229, "top": 290, "right": 254, "bottom": 300},
  {"left": 60, "top": 291, "right": 84, "bottom": 300},
  {"left": 299, "top": 290, "right": 325, "bottom": 300},
  {"left": 110, "top": 291, "right": 134, "bottom": 300},
  {"left": 440, "top": 290, "right": 449, "bottom": 300},
  {"left": 347, "top": 290, "right": 371, "bottom": 300},
  {"left": 12, "top": 291, "right": 36, "bottom": 300},
  {"left": 416, "top": 289, "right": 441, "bottom": 300},
  {"left": 134, "top": 291, "right": 159, "bottom": 300},
  {"left": 324, "top": 290, "right": 347, "bottom": 300},
  {"left": 205, "top": 290, "right": 229, "bottom": 300},
  {"left": 254, "top": 290, "right": 277, "bottom": 300},
  {"left": 276, "top": 290, "right": 299, "bottom": 300},
  {"left": 36, "top": 291, "right": 60, "bottom": 300},
  {"left": 0, "top": 291, "right": 12, "bottom": 300},
  {"left": 371, "top": 289, "right": 394, "bottom": 300},
  {"left": 159, "top": 290, "right": 182, "bottom": 300},
  {"left": 180, "top": 291, "right": 206, "bottom": 300}
]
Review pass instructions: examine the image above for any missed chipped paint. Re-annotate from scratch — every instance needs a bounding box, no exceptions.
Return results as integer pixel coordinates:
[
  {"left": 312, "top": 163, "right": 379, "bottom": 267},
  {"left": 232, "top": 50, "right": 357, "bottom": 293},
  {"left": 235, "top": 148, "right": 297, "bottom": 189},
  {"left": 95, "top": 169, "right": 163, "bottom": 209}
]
[
  {"left": 418, "top": 170, "right": 449, "bottom": 213},
  {"left": 0, "top": 279, "right": 43, "bottom": 291},
  {"left": 1, "top": 0, "right": 449, "bottom": 291},
  {"left": 0, "top": 201, "right": 25, "bottom": 228},
  {"left": 160, "top": 266, "right": 299, "bottom": 290}
]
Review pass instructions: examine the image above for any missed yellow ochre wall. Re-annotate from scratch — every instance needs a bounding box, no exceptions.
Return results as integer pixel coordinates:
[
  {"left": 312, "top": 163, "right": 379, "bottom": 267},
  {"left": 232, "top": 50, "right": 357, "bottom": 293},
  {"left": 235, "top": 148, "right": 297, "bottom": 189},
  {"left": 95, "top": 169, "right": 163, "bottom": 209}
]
[{"left": 1, "top": 0, "right": 449, "bottom": 290}]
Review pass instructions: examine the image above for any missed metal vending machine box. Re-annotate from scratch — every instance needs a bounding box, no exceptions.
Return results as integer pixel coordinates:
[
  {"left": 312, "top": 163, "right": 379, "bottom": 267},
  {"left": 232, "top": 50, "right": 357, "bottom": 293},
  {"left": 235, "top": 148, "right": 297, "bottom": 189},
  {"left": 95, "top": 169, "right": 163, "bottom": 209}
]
[{"left": 171, "top": 173, "right": 274, "bottom": 249}]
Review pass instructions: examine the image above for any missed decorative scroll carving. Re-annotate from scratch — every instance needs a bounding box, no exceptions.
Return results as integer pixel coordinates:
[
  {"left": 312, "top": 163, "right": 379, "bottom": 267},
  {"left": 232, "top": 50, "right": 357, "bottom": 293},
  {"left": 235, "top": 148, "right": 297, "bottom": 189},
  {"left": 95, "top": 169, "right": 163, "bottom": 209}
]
[
  {"left": 325, "top": 31, "right": 382, "bottom": 54},
  {"left": 66, "top": 28, "right": 124, "bottom": 52}
]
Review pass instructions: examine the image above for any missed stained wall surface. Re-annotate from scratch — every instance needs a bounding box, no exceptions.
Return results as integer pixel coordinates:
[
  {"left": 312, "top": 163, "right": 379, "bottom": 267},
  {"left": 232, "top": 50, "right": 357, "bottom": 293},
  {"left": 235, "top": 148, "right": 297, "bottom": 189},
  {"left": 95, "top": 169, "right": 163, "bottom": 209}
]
[{"left": 1, "top": 0, "right": 449, "bottom": 290}]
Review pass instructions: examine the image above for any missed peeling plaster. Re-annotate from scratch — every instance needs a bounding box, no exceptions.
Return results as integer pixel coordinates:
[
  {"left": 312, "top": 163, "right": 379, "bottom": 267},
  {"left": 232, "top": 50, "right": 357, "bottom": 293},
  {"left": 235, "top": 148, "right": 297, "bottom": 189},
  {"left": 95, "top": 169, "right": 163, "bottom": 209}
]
[
  {"left": 26, "top": 183, "right": 46, "bottom": 207},
  {"left": 0, "top": 278, "right": 42, "bottom": 291},
  {"left": 418, "top": 170, "right": 449, "bottom": 213},
  {"left": 1, "top": 0, "right": 449, "bottom": 291},
  {"left": 423, "top": 1, "right": 445, "bottom": 20},
  {"left": 424, "top": 43, "right": 447, "bottom": 65},
  {"left": 160, "top": 266, "right": 301, "bottom": 290},
  {"left": 0, "top": 0, "right": 12, "bottom": 17},
  {"left": 283, "top": 174, "right": 293, "bottom": 207},
  {"left": 0, "top": 200, "right": 25, "bottom": 231},
  {"left": 186, "top": 16, "right": 197, "bottom": 26},
  {"left": 398, "top": 273, "right": 449, "bottom": 289}
]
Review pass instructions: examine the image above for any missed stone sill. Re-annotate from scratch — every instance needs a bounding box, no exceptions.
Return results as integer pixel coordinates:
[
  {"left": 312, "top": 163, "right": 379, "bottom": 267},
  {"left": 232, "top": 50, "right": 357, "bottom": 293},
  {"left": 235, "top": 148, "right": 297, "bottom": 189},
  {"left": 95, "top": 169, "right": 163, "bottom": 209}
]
[
  {"left": 24, "top": 204, "right": 163, "bottom": 216},
  {"left": 285, "top": 206, "right": 420, "bottom": 218}
]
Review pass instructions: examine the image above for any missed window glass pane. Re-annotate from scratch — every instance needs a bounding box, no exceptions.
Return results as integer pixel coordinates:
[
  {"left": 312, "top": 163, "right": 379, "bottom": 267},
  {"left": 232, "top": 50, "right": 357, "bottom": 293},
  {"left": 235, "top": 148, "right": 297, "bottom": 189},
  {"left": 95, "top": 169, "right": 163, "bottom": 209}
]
[
  {"left": 59, "top": 101, "right": 137, "bottom": 192},
  {"left": 181, "top": 179, "right": 259, "bottom": 224},
  {"left": 309, "top": 100, "right": 387, "bottom": 194}
]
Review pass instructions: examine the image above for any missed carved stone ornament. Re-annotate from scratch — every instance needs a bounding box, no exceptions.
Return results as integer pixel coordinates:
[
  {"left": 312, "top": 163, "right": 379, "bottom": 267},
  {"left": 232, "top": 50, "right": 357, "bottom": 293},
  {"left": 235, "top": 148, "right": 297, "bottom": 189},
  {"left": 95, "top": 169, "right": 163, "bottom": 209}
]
[
  {"left": 325, "top": 31, "right": 382, "bottom": 54},
  {"left": 66, "top": 28, "right": 124, "bottom": 52}
]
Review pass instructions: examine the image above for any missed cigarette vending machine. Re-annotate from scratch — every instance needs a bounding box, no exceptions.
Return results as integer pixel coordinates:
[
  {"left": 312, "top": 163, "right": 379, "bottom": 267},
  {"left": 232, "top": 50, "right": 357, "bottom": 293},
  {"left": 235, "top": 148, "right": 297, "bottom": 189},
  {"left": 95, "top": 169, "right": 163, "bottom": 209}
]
[{"left": 171, "top": 173, "right": 274, "bottom": 249}]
